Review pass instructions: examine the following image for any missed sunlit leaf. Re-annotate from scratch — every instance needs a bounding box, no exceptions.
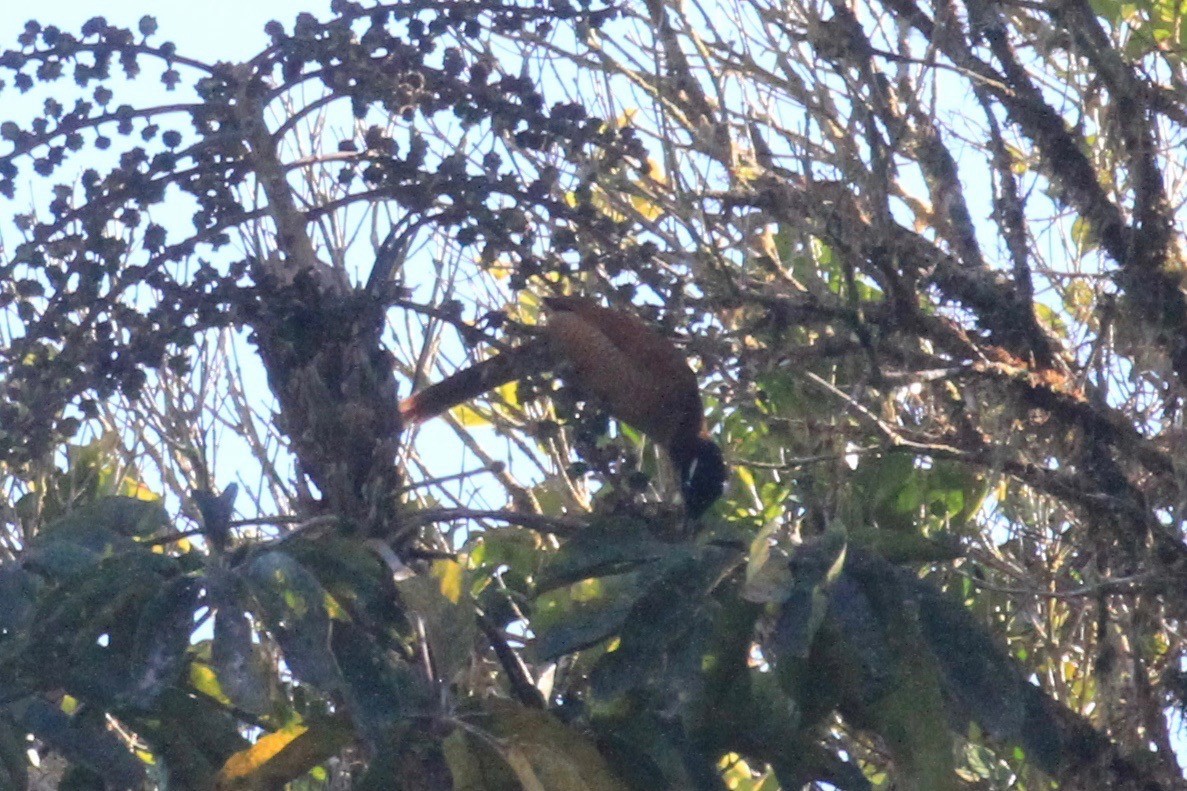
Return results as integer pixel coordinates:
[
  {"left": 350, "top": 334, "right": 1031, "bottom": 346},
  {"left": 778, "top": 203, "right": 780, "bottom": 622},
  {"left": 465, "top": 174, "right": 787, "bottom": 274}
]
[
  {"left": 532, "top": 573, "right": 642, "bottom": 661},
  {"left": 480, "top": 698, "right": 629, "bottom": 791},
  {"left": 432, "top": 559, "right": 464, "bottom": 604},
  {"left": 215, "top": 718, "right": 352, "bottom": 790}
]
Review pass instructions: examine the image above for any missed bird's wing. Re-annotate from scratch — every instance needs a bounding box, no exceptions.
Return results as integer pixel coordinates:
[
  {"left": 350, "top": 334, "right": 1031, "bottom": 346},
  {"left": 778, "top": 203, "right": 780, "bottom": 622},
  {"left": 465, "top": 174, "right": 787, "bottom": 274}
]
[{"left": 543, "top": 297, "right": 702, "bottom": 445}]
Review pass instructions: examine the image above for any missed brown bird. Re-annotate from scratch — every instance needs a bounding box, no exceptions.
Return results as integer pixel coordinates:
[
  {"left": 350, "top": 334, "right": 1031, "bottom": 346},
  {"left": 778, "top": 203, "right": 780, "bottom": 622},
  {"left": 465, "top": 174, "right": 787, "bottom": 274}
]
[{"left": 399, "top": 296, "right": 726, "bottom": 518}]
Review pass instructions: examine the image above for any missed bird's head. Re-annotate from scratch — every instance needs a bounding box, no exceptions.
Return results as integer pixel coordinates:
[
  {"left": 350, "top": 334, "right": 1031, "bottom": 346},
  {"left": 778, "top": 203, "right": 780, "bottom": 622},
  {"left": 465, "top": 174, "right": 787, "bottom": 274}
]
[{"left": 679, "top": 437, "right": 727, "bottom": 519}]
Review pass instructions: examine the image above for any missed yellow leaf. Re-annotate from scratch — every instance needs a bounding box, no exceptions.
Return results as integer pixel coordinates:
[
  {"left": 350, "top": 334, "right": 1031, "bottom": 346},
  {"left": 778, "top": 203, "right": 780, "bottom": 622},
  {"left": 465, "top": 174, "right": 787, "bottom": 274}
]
[
  {"left": 614, "top": 108, "right": 639, "bottom": 128},
  {"left": 734, "top": 464, "right": 756, "bottom": 491},
  {"left": 732, "top": 163, "right": 765, "bottom": 183},
  {"left": 189, "top": 661, "right": 233, "bottom": 707},
  {"left": 323, "top": 592, "right": 348, "bottom": 621},
  {"left": 508, "top": 289, "right": 542, "bottom": 324},
  {"left": 1006, "top": 144, "right": 1028, "bottom": 174},
  {"left": 120, "top": 479, "right": 160, "bottom": 501},
  {"left": 495, "top": 380, "right": 520, "bottom": 409},
  {"left": 219, "top": 724, "right": 308, "bottom": 782},
  {"left": 642, "top": 157, "right": 667, "bottom": 185},
  {"left": 433, "top": 559, "right": 464, "bottom": 604},
  {"left": 720, "top": 752, "right": 762, "bottom": 789},
  {"left": 215, "top": 718, "right": 354, "bottom": 790},
  {"left": 451, "top": 403, "right": 492, "bottom": 428},
  {"left": 589, "top": 185, "right": 626, "bottom": 223},
  {"left": 629, "top": 193, "right": 664, "bottom": 221}
]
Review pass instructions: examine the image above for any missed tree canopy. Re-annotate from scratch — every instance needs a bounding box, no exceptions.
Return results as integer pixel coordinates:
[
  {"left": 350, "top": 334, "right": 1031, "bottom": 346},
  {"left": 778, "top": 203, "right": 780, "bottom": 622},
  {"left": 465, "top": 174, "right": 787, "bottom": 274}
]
[{"left": 1, "top": 0, "right": 1186, "bottom": 788}]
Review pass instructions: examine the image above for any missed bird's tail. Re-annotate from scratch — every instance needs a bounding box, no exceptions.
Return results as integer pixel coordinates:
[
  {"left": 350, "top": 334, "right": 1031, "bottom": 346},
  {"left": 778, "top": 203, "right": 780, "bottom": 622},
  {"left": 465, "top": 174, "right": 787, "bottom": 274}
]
[{"left": 399, "top": 338, "right": 550, "bottom": 425}]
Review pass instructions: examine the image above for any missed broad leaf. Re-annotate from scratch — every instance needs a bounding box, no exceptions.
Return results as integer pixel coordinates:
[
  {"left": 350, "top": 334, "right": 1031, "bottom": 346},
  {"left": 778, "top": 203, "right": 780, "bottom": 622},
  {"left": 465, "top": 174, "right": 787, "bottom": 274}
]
[
  {"left": 332, "top": 620, "right": 434, "bottom": 745},
  {"left": 128, "top": 575, "right": 201, "bottom": 704},
  {"left": 244, "top": 550, "right": 341, "bottom": 693},
  {"left": 536, "top": 516, "right": 671, "bottom": 593},
  {"left": 532, "top": 573, "right": 644, "bottom": 661},
  {"left": 12, "top": 697, "right": 145, "bottom": 788},
  {"left": 208, "top": 568, "right": 272, "bottom": 716},
  {"left": 215, "top": 717, "right": 353, "bottom": 790},
  {"left": 0, "top": 714, "right": 28, "bottom": 790},
  {"left": 477, "top": 698, "right": 629, "bottom": 791},
  {"left": 42, "top": 495, "right": 170, "bottom": 540},
  {"left": 395, "top": 561, "right": 477, "bottom": 686},
  {"left": 0, "top": 564, "right": 38, "bottom": 640}
]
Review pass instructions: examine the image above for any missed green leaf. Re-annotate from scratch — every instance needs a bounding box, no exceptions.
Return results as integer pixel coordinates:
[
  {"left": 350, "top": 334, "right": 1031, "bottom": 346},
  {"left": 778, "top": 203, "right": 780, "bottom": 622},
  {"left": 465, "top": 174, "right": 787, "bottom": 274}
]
[
  {"left": 869, "top": 646, "right": 958, "bottom": 791},
  {"left": 831, "top": 551, "right": 958, "bottom": 790},
  {"left": 58, "top": 764, "right": 106, "bottom": 790},
  {"left": 284, "top": 536, "right": 407, "bottom": 637},
  {"left": 532, "top": 573, "right": 644, "bottom": 661},
  {"left": 477, "top": 698, "right": 630, "bottom": 791},
  {"left": 42, "top": 495, "right": 169, "bottom": 540},
  {"left": 127, "top": 688, "right": 250, "bottom": 788},
  {"left": 128, "top": 575, "right": 201, "bottom": 703},
  {"left": 0, "top": 715, "right": 28, "bottom": 790},
  {"left": 245, "top": 550, "right": 342, "bottom": 693},
  {"left": 155, "top": 687, "right": 251, "bottom": 764},
  {"left": 331, "top": 621, "right": 434, "bottom": 745},
  {"left": 394, "top": 565, "right": 478, "bottom": 686},
  {"left": 741, "top": 520, "right": 793, "bottom": 604},
  {"left": 469, "top": 528, "right": 546, "bottom": 600},
  {"left": 208, "top": 569, "right": 271, "bottom": 716},
  {"left": 443, "top": 727, "right": 522, "bottom": 790},
  {"left": 537, "top": 516, "right": 671, "bottom": 592},
  {"left": 589, "top": 553, "right": 724, "bottom": 704},
  {"left": 825, "top": 574, "right": 893, "bottom": 701},
  {"left": 19, "top": 550, "right": 179, "bottom": 703},
  {"left": 0, "top": 565, "right": 39, "bottom": 639},
  {"left": 591, "top": 708, "right": 709, "bottom": 790},
  {"left": 1088, "top": 0, "right": 1124, "bottom": 21},
  {"left": 771, "top": 531, "right": 848, "bottom": 660},
  {"left": 141, "top": 719, "right": 220, "bottom": 788},
  {"left": 12, "top": 697, "right": 145, "bottom": 787},
  {"left": 849, "top": 455, "right": 985, "bottom": 536},
  {"left": 24, "top": 530, "right": 133, "bottom": 580},
  {"left": 772, "top": 743, "right": 873, "bottom": 791},
  {"left": 1034, "top": 302, "right": 1069, "bottom": 341},
  {"left": 1070, "top": 215, "right": 1097, "bottom": 255},
  {"left": 914, "top": 581, "right": 1027, "bottom": 746}
]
